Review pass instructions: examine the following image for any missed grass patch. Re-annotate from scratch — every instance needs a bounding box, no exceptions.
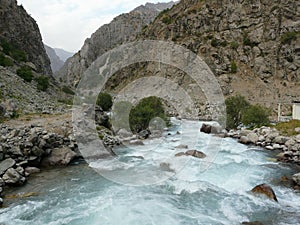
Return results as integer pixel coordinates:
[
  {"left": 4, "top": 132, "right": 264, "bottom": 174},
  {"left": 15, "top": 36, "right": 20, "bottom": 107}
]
[
  {"left": 230, "top": 61, "right": 238, "bottom": 73},
  {"left": 62, "top": 86, "right": 75, "bottom": 95},
  {"left": 230, "top": 41, "right": 239, "bottom": 50},
  {"left": 273, "top": 120, "right": 300, "bottom": 136},
  {"left": 280, "top": 32, "right": 298, "bottom": 45},
  {"left": 162, "top": 15, "right": 173, "bottom": 25}
]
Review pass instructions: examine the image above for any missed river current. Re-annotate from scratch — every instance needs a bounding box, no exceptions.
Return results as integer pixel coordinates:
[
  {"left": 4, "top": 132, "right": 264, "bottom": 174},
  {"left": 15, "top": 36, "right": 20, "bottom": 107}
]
[{"left": 0, "top": 119, "right": 300, "bottom": 225}]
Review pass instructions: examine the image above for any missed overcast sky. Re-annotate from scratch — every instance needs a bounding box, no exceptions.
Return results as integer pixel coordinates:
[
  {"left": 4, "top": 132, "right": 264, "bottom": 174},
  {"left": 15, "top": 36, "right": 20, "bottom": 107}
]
[{"left": 17, "top": 0, "right": 171, "bottom": 53}]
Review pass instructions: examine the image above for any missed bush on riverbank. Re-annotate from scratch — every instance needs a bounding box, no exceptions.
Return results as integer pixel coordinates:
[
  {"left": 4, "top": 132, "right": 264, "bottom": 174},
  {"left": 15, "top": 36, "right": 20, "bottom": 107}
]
[
  {"left": 242, "top": 104, "right": 271, "bottom": 127},
  {"left": 225, "top": 94, "right": 270, "bottom": 129},
  {"left": 96, "top": 92, "right": 113, "bottom": 111},
  {"left": 129, "top": 96, "right": 169, "bottom": 133}
]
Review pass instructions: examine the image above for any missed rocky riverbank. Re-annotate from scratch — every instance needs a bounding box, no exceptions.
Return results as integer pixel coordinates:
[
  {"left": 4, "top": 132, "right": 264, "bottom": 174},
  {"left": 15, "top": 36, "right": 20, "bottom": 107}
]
[
  {"left": 200, "top": 123, "right": 300, "bottom": 189},
  {"left": 0, "top": 113, "right": 79, "bottom": 205}
]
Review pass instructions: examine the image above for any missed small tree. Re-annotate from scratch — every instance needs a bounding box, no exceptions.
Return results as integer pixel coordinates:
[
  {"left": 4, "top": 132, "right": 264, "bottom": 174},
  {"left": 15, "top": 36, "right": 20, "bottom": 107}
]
[
  {"left": 35, "top": 76, "right": 50, "bottom": 91},
  {"left": 129, "top": 96, "right": 169, "bottom": 133},
  {"left": 16, "top": 66, "right": 33, "bottom": 82},
  {"left": 225, "top": 94, "right": 250, "bottom": 129},
  {"left": 96, "top": 92, "right": 113, "bottom": 111},
  {"left": 242, "top": 104, "right": 270, "bottom": 127}
]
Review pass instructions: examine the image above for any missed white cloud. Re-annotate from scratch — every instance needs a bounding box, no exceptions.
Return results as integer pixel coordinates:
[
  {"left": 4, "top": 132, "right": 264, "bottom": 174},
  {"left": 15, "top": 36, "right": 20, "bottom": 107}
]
[{"left": 17, "top": 0, "right": 172, "bottom": 52}]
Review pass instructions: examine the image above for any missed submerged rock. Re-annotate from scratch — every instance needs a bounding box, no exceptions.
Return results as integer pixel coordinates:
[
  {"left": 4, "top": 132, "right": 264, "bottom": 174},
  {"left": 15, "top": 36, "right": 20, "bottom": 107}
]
[
  {"left": 251, "top": 183, "right": 278, "bottom": 202},
  {"left": 242, "top": 222, "right": 263, "bottom": 225},
  {"left": 175, "top": 144, "right": 188, "bottom": 149},
  {"left": 175, "top": 152, "right": 186, "bottom": 157},
  {"left": 159, "top": 162, "right": 174, "bottom": 172},
  {"left": 185, "top": 150, "right": 206, "bottom": 159}
]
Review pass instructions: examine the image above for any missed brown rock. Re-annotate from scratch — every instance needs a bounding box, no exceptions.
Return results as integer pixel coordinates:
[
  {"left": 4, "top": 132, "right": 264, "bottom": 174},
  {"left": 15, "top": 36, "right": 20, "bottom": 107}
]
[
  {"left": 175, "top": 152, "right": 186, "bottom": 157},
  {"left": 242, "top": 222, "right": 263, "bottom": 225},
  {"left": 251, "top": 183, "right": 278, "bottom": 202},
  {"left": 185, "top": 150, "right": 206, "bottom": 159}
]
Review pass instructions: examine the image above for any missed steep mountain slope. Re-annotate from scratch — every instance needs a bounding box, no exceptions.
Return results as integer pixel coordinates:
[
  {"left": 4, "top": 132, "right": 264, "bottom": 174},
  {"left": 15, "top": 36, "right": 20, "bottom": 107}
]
[
  {"left": 56, "top": 1, "right": 177, "bottom": 86},
  {"left": 45, "top": 44, "right": 64, "bottom": 73},
  {"left": 0, "top": 0, "right": 52, "bottom": 75},
  {"left": 105, "top": 0, "right": 299, "bottom": 117},
  {"left": 54, "top": 48, "right": 73, "bottom": 62}
]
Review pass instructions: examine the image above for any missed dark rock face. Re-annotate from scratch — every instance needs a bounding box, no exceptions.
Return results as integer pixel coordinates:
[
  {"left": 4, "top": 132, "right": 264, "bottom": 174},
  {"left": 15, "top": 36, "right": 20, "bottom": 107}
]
[
  {"left": 251, "top": 183, "right": 278, "bottom": 202},
  {"left": 0, "top": 0, "right": 52, "bottom": 75},
  {"left": 56, "top": 1, "right": 176, "bottom": 86}
]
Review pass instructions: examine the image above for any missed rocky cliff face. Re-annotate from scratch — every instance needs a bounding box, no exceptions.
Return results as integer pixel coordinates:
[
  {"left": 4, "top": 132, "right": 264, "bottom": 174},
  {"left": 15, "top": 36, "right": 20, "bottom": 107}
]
[
  {"left": 103, "top": 0, "right": 299, "bottom": 118},
  {"left": 0, "top": 0, "right": 52, "bottom": 75},
  {"left": 44, "top": 44, "right": 64, "bottom": 73},
  {"left": 144, "top": 0, "right": 299, "bottom": 96},
  {"left": 56, "top": 1, "right": 176, "bottom": 86}
]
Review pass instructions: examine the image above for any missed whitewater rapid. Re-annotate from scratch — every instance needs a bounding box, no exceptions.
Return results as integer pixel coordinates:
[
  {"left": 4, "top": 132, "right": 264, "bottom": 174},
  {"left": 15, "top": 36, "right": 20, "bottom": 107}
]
[{"left": 0, "top": 119, "right": 300, "bottom": 225}]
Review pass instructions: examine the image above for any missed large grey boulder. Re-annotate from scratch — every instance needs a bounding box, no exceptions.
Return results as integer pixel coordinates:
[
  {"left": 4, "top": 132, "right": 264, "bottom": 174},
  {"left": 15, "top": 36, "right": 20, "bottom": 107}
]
[
  {"left": 292, "top": 173, "right": 300, "bottom": 186},
  {"left": 41, "top": 147, "right": 77, "bottom": 166},
  {"left": 3, "top": 168, "right": 26, "bottom": 186},
  {"left": 0, "top": 158, "right": 16, "bottom": 175},
  {"left": 247, "top": 133, "right": 259, "bottom": 144}
]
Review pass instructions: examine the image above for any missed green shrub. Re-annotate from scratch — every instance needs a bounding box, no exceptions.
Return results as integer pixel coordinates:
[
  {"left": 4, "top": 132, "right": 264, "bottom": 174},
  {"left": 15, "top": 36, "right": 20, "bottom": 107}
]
[
  {"left": 211, "top": 39, "right": 227, "bottom": 47},
  {"left": 0, "top": 39, "right": 27, "bottom": 62},
  {"left": 162, "top": 16, "right": 173, "bottom": 25},
  {"left": 96, "top": 92, "right": 113, "bottom": 111},
  {"left": 11, "top": 49, "right": 27, "bottom": 62},
  {"left": 0, "top": 39, "right": 11, "bottom": 55},
  {"left": 226, "top": 95, "right": 270, "bottom": 129},
  {"left": 243, "top": 37, "right": 257, "bottom": 47},
  {"left": 35, "top": 76, "right": 50, "bottom": 91},
  {"left": 242, "top": 104, "right": 270, "bottom": 128},
  {"left": 211, "top": 39, "right": 219, "bottom": 47},
  {"left": 62, "top": 85, "right": 75, "bottom": 95},
  {"left": 230, "top": 41, "right": 239, "bottom": 50},
  {"left": 129, "top": 96, "right": 169, "bottom": 133},
  {"left": 16, "top": 66, "right": 33, "bottom": 82},
  {"left": 231, "top": 61, "right": 237, "bottom": 73},
  {"left": 0, "top": 53, "right": 13, "bottom": 67},
  {"left": 281, "top": 32, "right": 298, "bottom": 44},
  {"left": 225, "top": 94, "right": 250, "bottom": 129}
]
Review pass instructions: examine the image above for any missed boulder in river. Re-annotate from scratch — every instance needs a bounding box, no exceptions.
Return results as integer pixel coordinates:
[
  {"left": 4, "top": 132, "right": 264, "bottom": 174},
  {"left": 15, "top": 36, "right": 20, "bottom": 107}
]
[
  {"left": 41, "top": 147, "right": 77, "bottom": 166},
  {"left": 242, "top": 222, "right": 263, "bottom": 225},
  {"left": 175, "top": 144, "right": 188, "bottom": 149},
  {"left": 292, "top": 173, "right": 300, "bottom": 186},
  {"left": 251, "top": 183, "right": 278, "bottom": 202},
  {"left": 200, "top": 124, "right": 211, "bottom": 134},
  {"left": 185, "top": 150, "right": 206, "bottom": 159},
  {"left": 175, "top": 152, "right": 186, "bottom": 157}
]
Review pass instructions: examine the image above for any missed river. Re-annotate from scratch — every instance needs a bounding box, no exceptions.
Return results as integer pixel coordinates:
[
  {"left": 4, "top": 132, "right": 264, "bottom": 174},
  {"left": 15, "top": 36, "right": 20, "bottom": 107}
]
[{"left": 0, "top": 119, "right": 300, "bottom": 225}]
